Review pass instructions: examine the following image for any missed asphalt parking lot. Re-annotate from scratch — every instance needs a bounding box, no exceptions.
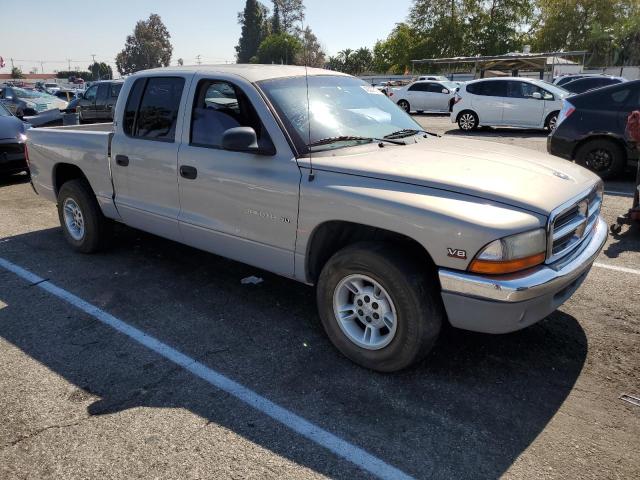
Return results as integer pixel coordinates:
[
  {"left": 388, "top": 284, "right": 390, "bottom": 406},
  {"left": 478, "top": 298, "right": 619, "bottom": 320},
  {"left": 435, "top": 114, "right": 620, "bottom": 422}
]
[{"left": 1, "top": 118, "right": 639, "bottom": 480}]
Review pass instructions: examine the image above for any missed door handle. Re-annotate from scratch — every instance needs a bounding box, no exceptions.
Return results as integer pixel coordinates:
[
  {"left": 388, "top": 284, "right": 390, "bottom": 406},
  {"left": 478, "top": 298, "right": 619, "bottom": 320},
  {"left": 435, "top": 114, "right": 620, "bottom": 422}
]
[
  {"left": 180, "top": 165, "right": 198, "bottom": 180},
  {"left": 115, "top": 154, "right": 129, "bottom": 166}
]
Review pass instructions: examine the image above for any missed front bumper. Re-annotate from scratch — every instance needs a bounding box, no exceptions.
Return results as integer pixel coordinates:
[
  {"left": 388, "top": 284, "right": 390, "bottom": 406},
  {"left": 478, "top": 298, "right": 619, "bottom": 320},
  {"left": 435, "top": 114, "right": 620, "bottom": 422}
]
[
  {"left": 438, "top": 216, "right": 607, "bottom": 334},
  {"left": 0, "top": 141, "right": 27, "bottom": 174}
]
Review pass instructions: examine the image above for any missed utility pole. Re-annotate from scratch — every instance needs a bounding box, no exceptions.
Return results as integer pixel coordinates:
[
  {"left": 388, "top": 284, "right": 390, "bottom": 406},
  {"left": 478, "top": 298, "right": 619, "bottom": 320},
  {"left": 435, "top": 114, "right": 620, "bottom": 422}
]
[
  {"left": 40, "top": 61, "right": 44, "bottom": 74},
  {"left": 67, "top": 58, "right": 71, "bottom": 71},
  {"left": 195, "top": 54, "right": 202, "bottom": 65},
  {"left": 91, "top": 54, "right": 97, "bottom": 79},
  {"left": 10, "top": 58, "right": 14, "bottom": 69}
]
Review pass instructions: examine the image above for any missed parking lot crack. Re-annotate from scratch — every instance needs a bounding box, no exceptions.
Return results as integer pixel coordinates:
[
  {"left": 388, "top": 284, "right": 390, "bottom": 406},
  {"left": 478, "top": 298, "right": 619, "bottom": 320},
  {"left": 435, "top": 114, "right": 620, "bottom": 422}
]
[{"left": 1, "top": 417, "right": 89, "bottom": 451}]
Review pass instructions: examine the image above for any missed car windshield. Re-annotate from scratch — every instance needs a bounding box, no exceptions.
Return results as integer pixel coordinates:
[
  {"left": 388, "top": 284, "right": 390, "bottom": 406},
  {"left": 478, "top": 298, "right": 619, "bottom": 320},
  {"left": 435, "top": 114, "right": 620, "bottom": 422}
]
[
  {"left": 442, "top": 81, "right": 459, "bottom": 90},
  {"left": 536, "top": 81, "right": 569, "bottom": 97},
  {"left": 0, "top": 102, "right": 11, "bottom": 117},
  {"left": 12, "top": 87, "right": 47, "bottom": 99},
  {"left": 258, "top": 75, "right": 422, "bottom": 153}
]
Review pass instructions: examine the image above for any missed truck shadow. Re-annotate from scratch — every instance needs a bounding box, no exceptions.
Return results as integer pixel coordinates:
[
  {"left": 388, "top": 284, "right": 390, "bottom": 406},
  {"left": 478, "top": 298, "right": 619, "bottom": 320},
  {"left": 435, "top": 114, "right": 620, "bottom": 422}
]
[
  {"left": 0, "top": 172, "right": 30, "bottom": 188},
  {"left": 0, "top": 226, "right": 588, "bottom": 479}
]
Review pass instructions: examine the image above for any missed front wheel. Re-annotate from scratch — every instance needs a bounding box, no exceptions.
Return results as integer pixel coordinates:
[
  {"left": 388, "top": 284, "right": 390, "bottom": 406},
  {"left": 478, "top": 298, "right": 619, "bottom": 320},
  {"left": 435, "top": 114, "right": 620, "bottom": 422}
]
[
  {"left": 457, "top": 111, "right": 478, "bottom": 131},
  {"left": 57, "top": 179, "right": 111, "bottom": 253},
  {"left": 397, "top": 100, "right": 410, "bottom": 113},
  {"left": 546, "top": 111, "right": 559, "bottom": 131},
  {"left": 316, "top": 242, "right": 443, "bottom": 372}
]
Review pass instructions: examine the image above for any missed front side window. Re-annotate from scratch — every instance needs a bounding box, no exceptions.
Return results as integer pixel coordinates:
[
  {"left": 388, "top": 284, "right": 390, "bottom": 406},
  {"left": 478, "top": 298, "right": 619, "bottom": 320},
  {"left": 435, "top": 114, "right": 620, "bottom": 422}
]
[
  {"left": 84, "top": 85, "right": 97, "bottom": 101},
  {"left": 111, "top": 84, "right": 122, "bottom": 98},
  {"left": 124, "top": 77, "right": 185, "bottom": 141},
  {"left": 190, "top": 80, "right": 274, "bottom": 151},
  {"left": 258, "top": 75, "right": 423, "bottom": 154},
  {"left": 97, "top": 84, "right": 109, "bottom": 102}
]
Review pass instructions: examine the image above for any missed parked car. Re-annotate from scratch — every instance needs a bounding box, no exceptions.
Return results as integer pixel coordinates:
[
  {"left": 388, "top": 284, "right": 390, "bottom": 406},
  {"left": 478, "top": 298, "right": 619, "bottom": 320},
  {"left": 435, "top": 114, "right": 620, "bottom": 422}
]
[
  {"left": 0, "top": 86, "right": 68, "bottom": 118},
  {"left": 73, "top": 80, "right": 123, "bottom": 122},
  {"left": 44, "top": 83, "right": 61, "bottom": 94},
  {"left": 548, "top": 80, "right": 640, "bottom": 179},
  {"left": 562, "top": 76, "right": 626, "bottom": 94},
  {"left": 391, "top": 80, "right": 459, "bottom": 113},
  {"left": 451, "top": 77, "right": 569, "bottom": 131},
  {"left": 417, "top": 75, "right": 449, "bottom": 82},
  {"left": 0, "top": 102, "right": 28, "bottom": 176},
  {"left": 553, "top": 73, "right": 610, "bottom": 87},
  {"left": 53, "top": 90, "right": 78, "bottom": 103},
  {"left": 26, "top": 65, "right": 607, "bottom": 372}
]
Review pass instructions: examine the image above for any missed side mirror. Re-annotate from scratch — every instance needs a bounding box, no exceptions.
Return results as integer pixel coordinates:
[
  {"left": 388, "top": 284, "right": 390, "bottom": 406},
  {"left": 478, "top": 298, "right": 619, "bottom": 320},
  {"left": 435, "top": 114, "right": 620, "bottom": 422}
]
[
  {"left": 222, "top": 127, "right": 259, "bottom": 153},
  {"left": 531, "top": 92, "right": 543, "bottom": 100},
  {"left": 442, "top": 88, "right": 450, "bottom": 94}
]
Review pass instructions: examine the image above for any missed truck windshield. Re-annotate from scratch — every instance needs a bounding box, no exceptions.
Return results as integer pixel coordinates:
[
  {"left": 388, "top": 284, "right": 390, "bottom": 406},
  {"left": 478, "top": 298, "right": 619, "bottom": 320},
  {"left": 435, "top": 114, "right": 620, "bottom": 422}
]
[{"left": 258, "top": 75, "right": 422, "bottom": 153}]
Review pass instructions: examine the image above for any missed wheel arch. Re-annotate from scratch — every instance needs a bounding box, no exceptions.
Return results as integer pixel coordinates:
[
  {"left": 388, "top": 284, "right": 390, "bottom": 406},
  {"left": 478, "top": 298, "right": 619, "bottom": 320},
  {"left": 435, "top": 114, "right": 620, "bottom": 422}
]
[
  {"left": 571, "top": 134, "right": 628, "bottom": 162},
  {"left": 52, "top": 163, "right": 93, "bottom": 198},
  {"left": 456, "top": 109, "right": 478, "bottom": 122},
  {"left": 305, "top": 220, "right": 438, "bottom": 285}
]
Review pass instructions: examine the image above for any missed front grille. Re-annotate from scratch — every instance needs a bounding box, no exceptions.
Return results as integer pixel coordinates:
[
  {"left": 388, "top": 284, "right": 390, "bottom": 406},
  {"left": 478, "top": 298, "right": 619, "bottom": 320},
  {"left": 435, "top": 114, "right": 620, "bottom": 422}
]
[
  {"left": 547, "top": 185, "right": 602, "bottom": 263},
  {"left": 36, "top": 103, "right": 48, "bottom": 112}
]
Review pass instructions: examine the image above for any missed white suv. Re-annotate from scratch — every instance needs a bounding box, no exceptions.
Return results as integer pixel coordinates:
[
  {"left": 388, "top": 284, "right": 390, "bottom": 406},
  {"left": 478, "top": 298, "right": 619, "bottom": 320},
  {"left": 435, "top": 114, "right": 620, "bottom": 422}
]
[{"left": 451, "top": 78, "right": 569, "bottom": 131}]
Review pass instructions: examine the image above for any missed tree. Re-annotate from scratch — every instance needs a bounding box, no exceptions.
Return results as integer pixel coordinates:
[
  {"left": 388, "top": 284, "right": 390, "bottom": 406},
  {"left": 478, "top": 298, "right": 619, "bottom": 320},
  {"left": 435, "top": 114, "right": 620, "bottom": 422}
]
[
  {"left": 236, "top": 0, "right": 270, "bottom": 63},
  {"left": 272, "top": 0, "right": 304, "bottom": 34},
  {"left": 371, "top": 23, "right": 420, "bottom": 74},
  {"left": 89, "top": 62, "right": 113, "bottom": 80},
  {"left": 298, "top": 27, "right": 326, "bottom": 67},
  {"left": 115, "top": 13, "right": 173, "bottom": 75},
  {"left": 29, "top": 67, "right": 39, "bottom": 75},
  {"left": 11, "top": 67, "right": 24, "bottom": 79},
  {"left": 271, "top": 1, "right": 282, "bottom": 34},
  {"left": 177, "top": 58, "right": 184, "bottom": 66},
  {"left": 257, "top": 33, "right": 303, "bottom": 64}
]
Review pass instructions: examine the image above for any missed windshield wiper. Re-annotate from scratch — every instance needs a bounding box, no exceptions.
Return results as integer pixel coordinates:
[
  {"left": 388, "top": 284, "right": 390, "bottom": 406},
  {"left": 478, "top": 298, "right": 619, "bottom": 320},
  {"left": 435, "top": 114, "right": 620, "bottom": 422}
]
[
  {"left": 384, "top": 128, "right": 439, "bottom": 139},
  {"left": 308, "top": 135, "right": 405, "bottom": 148}
]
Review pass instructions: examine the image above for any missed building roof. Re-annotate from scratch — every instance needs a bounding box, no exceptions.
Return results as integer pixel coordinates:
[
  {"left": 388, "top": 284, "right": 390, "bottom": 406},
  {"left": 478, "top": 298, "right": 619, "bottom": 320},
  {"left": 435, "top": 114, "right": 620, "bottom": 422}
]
[
  {"left": 412, "top": 51, "right": 587, "bottom": 71},
  {"left": 144, "top": 64, "right": 348, "bottom": 82}
]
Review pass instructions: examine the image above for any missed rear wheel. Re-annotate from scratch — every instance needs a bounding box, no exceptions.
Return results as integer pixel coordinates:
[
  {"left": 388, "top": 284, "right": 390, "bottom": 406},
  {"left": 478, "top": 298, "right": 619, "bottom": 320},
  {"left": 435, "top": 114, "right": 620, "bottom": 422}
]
[
  {"left": 57, "top": 179, "right": 111, "bottom": 253},
  {"left": 576, "top": 139, "right": 626, "bottom": 180},
  {"left": 458, "top": 111, "right": 478, "bottom": 131},
  {"left": 397, "top": 100, "right": 410, "bottom": 113},
  {"left": 316, "top": 242, "right": 443, "bottom": 372},
  {"left": 545, "top": 111, "right": 559, "bottom": 131}
]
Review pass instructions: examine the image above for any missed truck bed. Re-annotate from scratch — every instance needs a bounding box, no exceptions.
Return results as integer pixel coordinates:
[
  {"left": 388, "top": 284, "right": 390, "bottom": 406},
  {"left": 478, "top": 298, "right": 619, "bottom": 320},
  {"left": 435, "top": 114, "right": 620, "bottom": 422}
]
[{"left": 27, "top": 123, "right": 117, "bottom": 218}]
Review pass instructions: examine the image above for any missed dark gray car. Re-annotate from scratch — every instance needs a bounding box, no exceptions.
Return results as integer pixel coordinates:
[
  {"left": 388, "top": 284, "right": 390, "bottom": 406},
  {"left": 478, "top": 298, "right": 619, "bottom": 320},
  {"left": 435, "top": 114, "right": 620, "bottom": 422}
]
[
  {"left": 0, "top": 102, "right": 28, "bottom": 175},
  {"left": 75, "top": 80, "right": 123, "bottom": 122}
]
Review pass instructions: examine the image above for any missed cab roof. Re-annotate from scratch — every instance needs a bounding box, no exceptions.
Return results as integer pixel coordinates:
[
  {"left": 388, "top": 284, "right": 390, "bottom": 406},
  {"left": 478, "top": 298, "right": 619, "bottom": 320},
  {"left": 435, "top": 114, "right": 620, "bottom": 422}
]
[{"left": 141, "top": 64, "right": 349, "bottom": 83}]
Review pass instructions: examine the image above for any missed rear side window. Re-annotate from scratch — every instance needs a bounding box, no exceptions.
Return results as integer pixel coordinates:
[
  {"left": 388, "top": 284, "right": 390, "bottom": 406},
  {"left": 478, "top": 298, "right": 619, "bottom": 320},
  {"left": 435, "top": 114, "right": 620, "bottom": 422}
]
[
  {"left": 482, "top": 81, "right": 508, "bottom": 97},
  {"left": 111, "top": 84, "right": 122, "bottom": 98},
  {"left": 123, "top": 77, "right": 185, "bottom": 142},
  {"left": 408, "top": 83, "right": 429, "bottom": 92},
  {"left": 97, "top": 83, "right": 109, "bottom": 101},
  {"left": 585, "top": 85, "right": 633, "bottom": 109}
]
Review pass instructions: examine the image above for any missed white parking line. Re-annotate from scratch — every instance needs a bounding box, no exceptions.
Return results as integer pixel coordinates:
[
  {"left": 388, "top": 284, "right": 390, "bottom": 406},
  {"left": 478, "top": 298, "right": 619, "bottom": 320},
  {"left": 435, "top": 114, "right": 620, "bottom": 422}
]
[
  {"left": 0, "top": 257, "right": 413, "bottom": 480},
  {"left": 594, "top": 262, "right": 640, "bottom": 276}
]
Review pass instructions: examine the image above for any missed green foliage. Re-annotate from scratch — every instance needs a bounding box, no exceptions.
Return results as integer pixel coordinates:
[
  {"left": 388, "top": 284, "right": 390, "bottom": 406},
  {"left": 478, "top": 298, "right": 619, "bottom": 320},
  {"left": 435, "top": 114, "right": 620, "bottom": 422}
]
[
  {"left": 299, "top": 27, "right": 326, "bottom": 67},
  {"left": 115, "top": 13, "right": 173, "bottom": 75},
  {"left": 236, "top": 0, "right": 270, "bottom": 63},
  {"left": 88, "top": 62, "right": 113, "bottom": 80},
  {"left": 273, "top": 0, "right": 305, "bottom": 34},
  {"left": 10, "top": 67, "right": 24, "bottom": 79},
  {"left": 257, "top": 33, "right": 303, "bottom": 64}
]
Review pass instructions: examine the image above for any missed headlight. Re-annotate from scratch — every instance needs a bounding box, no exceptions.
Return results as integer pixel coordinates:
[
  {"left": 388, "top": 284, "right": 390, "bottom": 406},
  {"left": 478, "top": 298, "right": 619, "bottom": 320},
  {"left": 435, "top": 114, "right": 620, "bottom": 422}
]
[{"left": 469, "top": 229, "right": 547, "bottom": 275}]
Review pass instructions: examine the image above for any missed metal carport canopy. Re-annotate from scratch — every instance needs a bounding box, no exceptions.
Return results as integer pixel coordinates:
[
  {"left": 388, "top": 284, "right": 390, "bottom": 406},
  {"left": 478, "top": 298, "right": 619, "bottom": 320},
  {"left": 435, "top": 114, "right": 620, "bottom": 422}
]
[{"left": 411, "top": 51, "right": 588, "bottom": 71}]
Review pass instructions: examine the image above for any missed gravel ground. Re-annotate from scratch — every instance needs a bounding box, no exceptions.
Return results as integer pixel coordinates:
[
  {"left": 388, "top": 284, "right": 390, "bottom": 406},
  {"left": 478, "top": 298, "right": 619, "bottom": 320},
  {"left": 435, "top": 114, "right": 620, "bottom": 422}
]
[{"left": 0, "top": 121, "right": 638, "bottom": 479}]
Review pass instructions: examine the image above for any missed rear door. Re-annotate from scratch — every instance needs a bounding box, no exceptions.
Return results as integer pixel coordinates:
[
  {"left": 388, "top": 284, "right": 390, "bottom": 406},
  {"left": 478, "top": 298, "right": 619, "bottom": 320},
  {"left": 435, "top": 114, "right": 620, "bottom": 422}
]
[
  {"left": 503, "top": 81, "right": 545, "bottom": 127},
  {"left": 107, "top": 83, "right": 122, "bottom": 120},
  {"left": 110, "top": 75, "right": 191, "bottom": 242},
  {"left": 474, "top": 81, "right": 508, "bottom": 125},
  {"left": 405, "top": 83, "right": 427, "bottom": 110}
]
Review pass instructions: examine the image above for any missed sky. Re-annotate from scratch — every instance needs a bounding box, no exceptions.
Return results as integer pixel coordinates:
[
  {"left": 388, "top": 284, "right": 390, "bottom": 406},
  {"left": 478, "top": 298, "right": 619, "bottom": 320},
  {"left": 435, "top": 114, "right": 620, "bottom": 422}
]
[{"left": 0, "top": 0, "right": 413, "bottom": 75}]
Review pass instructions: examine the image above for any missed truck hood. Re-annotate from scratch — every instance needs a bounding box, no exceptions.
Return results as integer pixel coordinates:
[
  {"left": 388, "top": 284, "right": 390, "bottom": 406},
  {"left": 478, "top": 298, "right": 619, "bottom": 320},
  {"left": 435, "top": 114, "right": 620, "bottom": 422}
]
[{"left": 306, "top": 136, "right": 599, "bottom": 216}]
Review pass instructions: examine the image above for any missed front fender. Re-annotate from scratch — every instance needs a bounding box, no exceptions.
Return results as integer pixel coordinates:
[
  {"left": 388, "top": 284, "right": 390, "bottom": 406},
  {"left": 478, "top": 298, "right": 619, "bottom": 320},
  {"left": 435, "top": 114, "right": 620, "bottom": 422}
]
[{"left": 296, "top": 170, "right": 546, "bottom": 282}]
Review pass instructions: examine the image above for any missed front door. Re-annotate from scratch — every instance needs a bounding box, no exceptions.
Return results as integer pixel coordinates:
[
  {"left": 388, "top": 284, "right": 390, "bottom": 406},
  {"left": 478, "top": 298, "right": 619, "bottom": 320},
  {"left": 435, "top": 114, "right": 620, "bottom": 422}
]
[
  {"left": 177, "top": 76, "right": 300, "bottom": 277},
  {"left": 79, "top": 84, "right": 98, "bottom": 121},
  {"left": 503, "top": 81, "right": 545, "bottom": 127},
  {"left": 94, "top": 83, "right": 109, "bottom": 121},
  {"left": 110, "top": 75, "right": 190, "bottom": 242}
]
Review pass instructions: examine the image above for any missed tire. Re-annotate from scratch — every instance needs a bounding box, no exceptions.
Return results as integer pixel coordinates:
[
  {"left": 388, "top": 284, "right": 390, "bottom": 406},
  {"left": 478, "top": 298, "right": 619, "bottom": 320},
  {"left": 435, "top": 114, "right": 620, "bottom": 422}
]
[
  {"left": 316, "top": 242, "right": 443, "bottom": 372},
  {"left": 545, "top": 111, "right": 559, "bottom": 131},
  {"left": 457, "top": 111, "right": 478, "bottom": 131},
  {"left": 575, "top": 139, "right": 626, "bottom": 180},
  {"left": 57, "top": 179, "right": 111, "bottom": 253},
  {"left": 417, "top": 110, "right": 424, "bottom": 114},
  {"left": 397, "top": 100, "right": 410, "bottom": 113}
]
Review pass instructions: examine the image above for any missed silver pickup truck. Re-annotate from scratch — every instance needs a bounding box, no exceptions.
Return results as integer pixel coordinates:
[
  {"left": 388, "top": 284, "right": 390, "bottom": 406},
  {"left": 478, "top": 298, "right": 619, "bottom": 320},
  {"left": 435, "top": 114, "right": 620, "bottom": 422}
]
[{"left": 26, "top": 65, "right": 607, "bottom": 372}]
